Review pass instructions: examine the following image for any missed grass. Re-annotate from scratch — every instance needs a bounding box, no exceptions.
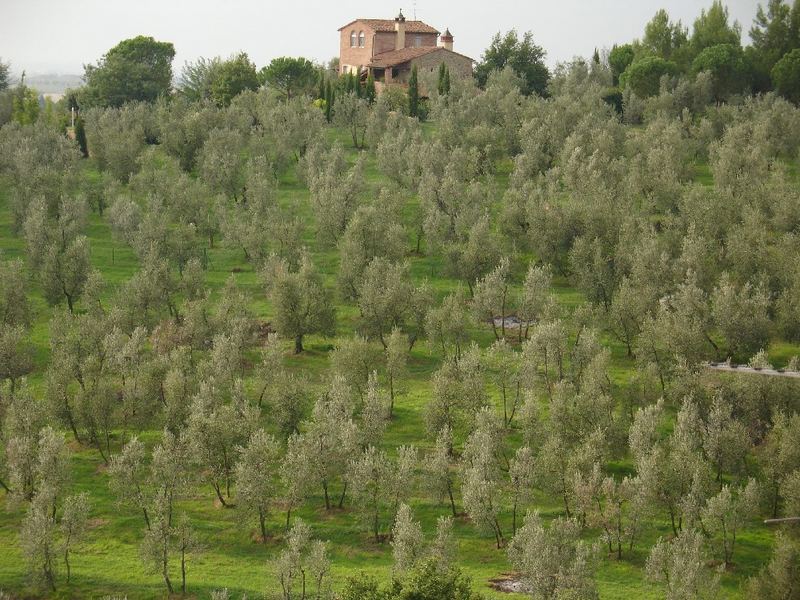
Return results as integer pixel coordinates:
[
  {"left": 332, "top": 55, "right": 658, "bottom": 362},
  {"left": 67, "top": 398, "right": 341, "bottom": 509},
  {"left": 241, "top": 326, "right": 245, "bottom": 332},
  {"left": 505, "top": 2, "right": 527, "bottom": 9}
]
[{"left": 0, "top": 128, "right": 789, "bottom": 599}]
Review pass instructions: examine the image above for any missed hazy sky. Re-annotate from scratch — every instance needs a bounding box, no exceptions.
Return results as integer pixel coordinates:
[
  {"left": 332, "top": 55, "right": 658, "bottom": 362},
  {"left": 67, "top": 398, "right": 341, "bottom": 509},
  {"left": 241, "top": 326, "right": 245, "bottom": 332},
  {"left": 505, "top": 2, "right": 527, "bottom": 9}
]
[{"left": 2, "top": 0, "right": 763, "bottom": 75}]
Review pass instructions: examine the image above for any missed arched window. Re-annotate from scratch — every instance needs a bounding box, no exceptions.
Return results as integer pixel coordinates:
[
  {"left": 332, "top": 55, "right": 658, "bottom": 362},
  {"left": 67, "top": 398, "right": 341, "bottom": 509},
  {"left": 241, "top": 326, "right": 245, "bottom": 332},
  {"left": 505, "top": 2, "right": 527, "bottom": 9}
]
[
  {"left": 359, "top": 31, "right": 366, "bottom": 47},
  {"left": 350, "top": 31, "right": 357, "bottom": 47}
]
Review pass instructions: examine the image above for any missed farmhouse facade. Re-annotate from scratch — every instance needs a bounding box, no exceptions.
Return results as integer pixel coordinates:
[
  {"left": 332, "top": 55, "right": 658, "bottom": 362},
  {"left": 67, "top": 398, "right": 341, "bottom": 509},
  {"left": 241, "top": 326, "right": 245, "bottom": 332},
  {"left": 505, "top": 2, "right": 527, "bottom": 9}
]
[{"left": 338, "top": 11, "right": 473, "bottom": 86}]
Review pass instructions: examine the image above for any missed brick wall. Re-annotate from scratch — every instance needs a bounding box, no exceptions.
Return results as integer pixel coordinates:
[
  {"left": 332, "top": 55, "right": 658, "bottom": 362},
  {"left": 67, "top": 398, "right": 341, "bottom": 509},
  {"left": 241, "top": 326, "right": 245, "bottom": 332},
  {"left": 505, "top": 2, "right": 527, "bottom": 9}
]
[
  {"left": 374, "top": 32, "right": 397, "bottom": 55},
  {"left": 340, "top": 25, "right": 375, "bottom": 73}
]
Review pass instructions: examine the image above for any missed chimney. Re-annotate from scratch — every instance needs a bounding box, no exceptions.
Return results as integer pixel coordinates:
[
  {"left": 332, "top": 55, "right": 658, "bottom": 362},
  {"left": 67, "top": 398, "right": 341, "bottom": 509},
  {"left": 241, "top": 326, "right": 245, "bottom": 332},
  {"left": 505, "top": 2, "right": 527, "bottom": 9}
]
[
  {"left": 394, "top": 9, "right": 406, "bottom": 50},
  {"left": 440, "top": 28, "right": 454, "bottom": 51}
]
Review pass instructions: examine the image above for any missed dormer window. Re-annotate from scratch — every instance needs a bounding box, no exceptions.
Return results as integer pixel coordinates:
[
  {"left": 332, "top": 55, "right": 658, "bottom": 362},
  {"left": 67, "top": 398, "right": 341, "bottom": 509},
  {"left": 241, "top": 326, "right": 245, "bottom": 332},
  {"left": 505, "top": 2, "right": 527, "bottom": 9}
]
[
  {"left": 414, "top": 35, "right": 422, "bottom": 47},
  {"left": 350, "top": 31, "right": 357, "bottom": 47},
  {"left": 359, "top": 31, "right": 365, "bottom": 47}
]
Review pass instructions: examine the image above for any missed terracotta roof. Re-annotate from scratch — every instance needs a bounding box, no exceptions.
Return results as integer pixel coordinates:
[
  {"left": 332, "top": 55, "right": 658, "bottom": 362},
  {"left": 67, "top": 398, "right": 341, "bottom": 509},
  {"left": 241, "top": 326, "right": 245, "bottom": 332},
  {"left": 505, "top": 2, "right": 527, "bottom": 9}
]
[
  {"left": 368, "top": 46, "right": 473, "bottom": 68},
  {"left": 338, "top": 19, "right": 440, "bottom": 34}
]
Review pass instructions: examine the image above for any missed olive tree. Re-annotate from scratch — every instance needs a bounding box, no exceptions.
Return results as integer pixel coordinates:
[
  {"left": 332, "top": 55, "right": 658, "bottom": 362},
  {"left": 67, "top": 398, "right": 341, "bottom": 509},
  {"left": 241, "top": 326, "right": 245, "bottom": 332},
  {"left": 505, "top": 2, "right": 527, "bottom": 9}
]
[
  {"left": 234, "top": 429, "right": 281, "bottom": 542},
  {"left": 646, "top": 530, "right": 720, "bottom": 600},
  {"left": 508, "top": 512, "right": 598, "bottom": 599},
  {"left": 265, "top": 254, "right": 335, "bottom": 354}
]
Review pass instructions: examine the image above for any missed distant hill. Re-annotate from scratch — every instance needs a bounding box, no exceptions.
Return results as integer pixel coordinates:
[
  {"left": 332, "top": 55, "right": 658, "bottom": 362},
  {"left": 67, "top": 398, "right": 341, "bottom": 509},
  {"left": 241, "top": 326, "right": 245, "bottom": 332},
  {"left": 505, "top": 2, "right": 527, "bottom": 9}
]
[{"left": 17, "top": 73, "right": 83, "bottom": 94}]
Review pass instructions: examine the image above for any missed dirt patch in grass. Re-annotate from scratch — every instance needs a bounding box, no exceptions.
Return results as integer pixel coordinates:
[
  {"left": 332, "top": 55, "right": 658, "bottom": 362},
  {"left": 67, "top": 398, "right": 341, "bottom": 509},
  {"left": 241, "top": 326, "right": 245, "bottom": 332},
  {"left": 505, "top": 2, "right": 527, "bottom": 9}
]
[
  {"left": 488, "top": 573, "right": 527, "bottom": 593},
  {"left": 87, "top": 517, "right": 109, "bottom": 529}
]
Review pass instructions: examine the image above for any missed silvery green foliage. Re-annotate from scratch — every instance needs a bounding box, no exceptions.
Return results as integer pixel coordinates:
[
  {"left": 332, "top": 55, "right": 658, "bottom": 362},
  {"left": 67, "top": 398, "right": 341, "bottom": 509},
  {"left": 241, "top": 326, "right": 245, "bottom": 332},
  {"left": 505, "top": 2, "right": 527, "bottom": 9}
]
[
  {"left": 23, "top": 196, "right": 91, "bottom": 312},
  {"left": 760, "top": 412, "right": 800, "bottom": 517},
  {"left": 425, "top": 287, "right": 472, "bottom": 360},
  {"left": 0, "top": 258, "right": 31, "bottom": 327},
  {"left": 60, "top": 492, "right": 90, "bottom": 583},
  {"left": 391, "top": 503, "right": 424, "bottom": 573},
  {"left": 333, "top": 92, "right": 369, "bottom": 149},
  {"left": 330, "top": 335, "right": 377, "bottom": 401},
  {"left": 746, "top": 532, "right": 800, "bottom": 600},
  {"left": 782, "top": 470, "right": 800, "bottom": 517},
  {"left": 471, "top": 257, "right": 511, "bottom": 339},
  {"left": 0, "top": 122, "right": 80, "bottom": 233},
  {"left": 461, "top": 407, "right": 505, "bottom": 547},
  {"left": 235, "top": 429, "right": 281, "bottom": 542},
  {"left": 631, "top": 397, "right": 714, "bottom": 536},
  {"left": 272, "top": 520, "right": 332, "bottom": 600},
  {"left": 625, "top": 116, "right": 691, "bottom": 213},
  {"left": 359, "top": 372, "right": 388, "bottom": 449},
  {"left": 701, "top": 393, "right": 749, "bottom": 480},
  {"left": 84, "top": 103, "right": 154, "bottom": 183},
  {"left": 375, "top": 114, "right": 425, "bottom": 189},
  {"left": 265, "top": 253, "right": 335, "bottom": 354},
  {"left": 710, "top": 273, "right": 771, "bottom": 359},
  {"left": 357, "top": 258, "right": 429, "bottom": 349},
  {"left": 338, "top": 197, "right": 406, "bottom": 301},
  {"left": 3, "top": 389, "right": 48, "bottom": 503},
  {"left": 423, "top": 426, "right": 457, "bottom": 516},
  {"left": 187, "top": 381, "right": 259, "bottom": 506},
  {"left": 384, "top": 327, "right": 408, "bottom": 417},
  {"left": 701, "top": 479, "right": 760, "bottom": 567},
  {"left": 293, "top": 377, "right": 358, "bottom": 510},
  {"left": 307, "top": 144, "right": 365, "bottom": 244},
  {"left": 508, "top": 446, "right": 535, "bottom": 535},
  {"left": 430, "top": 515, "right": 456, "bottom": 571},
  {"left": 156, "top": 97, "right": 223, "bottom": 171},
  {"left": 508, "top": 511, "right": 599, "bottom": 600},
  {"left": 572, "top": 463, "right": 643, "bottom": 559},
  {"left": 347, "top": 444, "right": 416, "bottom": 542},
  {"left": 0, "top": 323, "right": 34, "bottom": 391},
  {"left": 256, "top": 337, "right": 311, "bottom": 439},
  {"left": 20, "top": 492, "right": 59, "bottom": 590},
  {"left": 426, "top": 344, "right": 487, "bottom": 436},
  {"left": 199, "top": 127, "right": 246, "bottom": 199},
  {"left": 17, "top": 431, "right": 83, "bottom": 590},
  {"left": 646, "top": 530, "right": 720, "bottom": 600}
]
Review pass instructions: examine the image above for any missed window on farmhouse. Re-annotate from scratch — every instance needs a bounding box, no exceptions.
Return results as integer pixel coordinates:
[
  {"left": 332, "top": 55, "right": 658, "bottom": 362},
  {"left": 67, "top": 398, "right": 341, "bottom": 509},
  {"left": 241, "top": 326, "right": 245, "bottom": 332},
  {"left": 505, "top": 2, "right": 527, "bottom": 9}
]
[
  {"left": 359, "top": 31, "right": 365, "bottom": 47},
  {"left": 350, "top": 31, "right": 357, "bottom": 47}
]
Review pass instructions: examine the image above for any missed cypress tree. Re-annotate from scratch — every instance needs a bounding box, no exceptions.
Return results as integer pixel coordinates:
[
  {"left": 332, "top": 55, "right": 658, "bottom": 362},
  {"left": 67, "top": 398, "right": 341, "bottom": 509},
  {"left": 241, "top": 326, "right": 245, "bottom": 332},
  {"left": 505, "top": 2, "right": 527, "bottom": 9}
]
[
  {"left": 408, "top": 65, "right": 419, "bottom": 118},
  {"left": 438, "top": 62, "right": 446, "bottom": 96},
  {"left": 325, "top": 80, "right": 334, "bottom": 123},
  {"left": 356, "top": 68, "right": 363, "bottom": 98},
  {"left": 443, "top": 66, "right": 451, "bottom": 95},
  {"left": 365, "top": 71, "right": 376, "bottom": 104},
  {"left": 318, "top": 71, "right": 326, "bottom": 100},
  {"left": 74, "top": 116, "right": 88, "bottom": 158}
]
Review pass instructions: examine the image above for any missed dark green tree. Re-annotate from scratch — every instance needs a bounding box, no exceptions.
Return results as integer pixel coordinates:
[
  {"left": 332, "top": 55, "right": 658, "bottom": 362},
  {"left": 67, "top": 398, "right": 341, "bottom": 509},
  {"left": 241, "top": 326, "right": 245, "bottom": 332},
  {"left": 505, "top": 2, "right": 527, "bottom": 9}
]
[
  {"left": 773, "top": 47, "right": 800, "bottom": 102},
  {"left": 74, "top": 117, "right": 88, "bottom": 158},
  {"left": 317, "top": 70, "right": 326, "bottom": 100},
  {"left": 609, "top": 44, "right": 635, "bottom": 86},
  {"left": 438, "top": 63, "right": 452, "bottom": 96},
  {"left": 365, "top": 71, "right": 376, "bottom": 104},
  {"left": 620, "top": 56, "right": 678, "bottom": 97},
  {"left": 692, "top": 43, "right": 749, "bottom": 101},
  {"left": 748, "top": 0, "right": 800, "bottom": 91},
  {"left": 690, "top": 0, "right": 742, "bottom": 56},
  {"left": 81, "top": 36, "right": 175, "bottom": 107},
  {"left": 475, "top": 30, "right": 549, "bottom": 96},
  {"left": 209, "top": 53, "right": 260, "bottom": 107},
  {"left": 325, "top": 79, "right": 335, "bottom": 122},
  {"left": 0, "top": 58, "right": 9, "bottom": 91},
  {"left": 259, "top": 56, "right": 317, "bottom": 100},
  {"left": 642, "top": 9, "right": 690, "bottom": 67},
  {"left": 408, "top": 65, "right": 420, "bottom": 118}
]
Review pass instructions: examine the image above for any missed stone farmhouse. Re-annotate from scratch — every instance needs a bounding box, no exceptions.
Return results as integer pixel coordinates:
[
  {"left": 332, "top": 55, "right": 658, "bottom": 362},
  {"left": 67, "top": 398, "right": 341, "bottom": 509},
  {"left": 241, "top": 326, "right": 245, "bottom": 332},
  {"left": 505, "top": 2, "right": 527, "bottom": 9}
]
[{"left": 338, "top": 10, "right": 473, "bottom": 87}]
